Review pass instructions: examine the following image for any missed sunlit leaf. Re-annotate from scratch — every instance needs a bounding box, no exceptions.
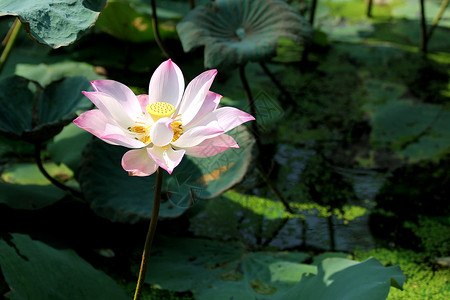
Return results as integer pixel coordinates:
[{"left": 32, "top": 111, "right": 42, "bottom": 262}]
[
  {"left": 0, "top": 233, "right": 128, "bottom": 299},
  {"left": 2, "top": 162, "right": 73, "bottom": 185},
  {"left": 146, "top": 236, "right": 312, "bottom": 300},
  {"left": 277, "top": 257, "right": 405, "bottom": 300},
  {"left": 177, "top": 0, "right": 312, "bottom": 69},
  {"left": 15, "top": 61, "right": 105, "bottom": 87},
  {"left": 0, "top": 0, "right": 107, "bottom": 48}
]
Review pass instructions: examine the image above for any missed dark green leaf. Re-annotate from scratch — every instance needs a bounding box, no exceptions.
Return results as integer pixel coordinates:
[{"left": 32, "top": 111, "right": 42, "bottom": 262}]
[
  {"left": 77, "top": 127, "right": 254, "bottom": 223},
  {"left": 0, "top": 76, "right": 35, "bottom": 136},
  {"left": 0, "top": 162, "right": 74, "bottom": 209},
  {"left": 146, "top": 237, "right": 312, "bottom": 300},
  {"left": 0, "top": 0, "right": 107, "bottom": 48},
  {"left": 0, "top": 75, "right": 92, "bottom": 143},
  {"left": 370, "top": 99, "right": 450, "bottom": 162},
  {"left": 0, "top": 233, "right": 129, "bottom": 299},
  {"left": 48, "top": 123, "right": 92, "bottom": 172},
  {"left": 0, "top": 182, "right": 65, "bottom": 210},
  {"left": 277, "top": 257, "right": 405, "bottom": 300},
  {"left": 176, "top": 0, "right": 312, "bottom": 69},
  {"left": 94, "top": 0, "right": 176, "bottom": 42},
  {"left": 36, "top": 77, "right": 91, "bottom": 128}
]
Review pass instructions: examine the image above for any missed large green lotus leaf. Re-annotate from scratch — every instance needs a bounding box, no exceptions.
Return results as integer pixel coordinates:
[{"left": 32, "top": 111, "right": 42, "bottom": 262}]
[
  {"left": 2, "top": 162, "right": 73, "bottom": 185},
  {"left": 177, "top": 0, "right": 312, "bottom": 69},
  {"left": 0, "top": 162, "right": 73, "bottom": 209},
  {"left": 15, "top": 61, "right": 105, "bottom": 87},
  {"left": 36, "top": 77, "right": 92, "bottom": 127},
  {"left": 146, "top": 237, "right": 245, "bottom": 292},
  {"left": 396, "top": 110, "right": 450, "bottom": 162},
  {"left": 177, "top": 126, "right": 254, "bottom": 202},
  {"left": 392, "top": 0, "right": 450, "bottom": 27},
  {"left": 48, "top": 123, "right": 92, "bottom": 172},
  {"left": 195, "top": 252, "right": 314, "bottom": 300},
  {"left": 77, "top": 138, "right": 186, "bottom": 223},
  {"left": 0, "top": 75, "right": 91, "bottom": 143},
  {"left": 0, "top": 76, "right": 34, "bottom": 136},
  {"left": 94, "top": 0, "right": 177, "bottom": 42},
  {"left": 370, "top": 100, "right": 440, "bottom": 149},
  {"left": 370, "top": 100, "right": 450, "bottom": 161},
  {"left": 276, "top": 257, "right": 405, "bottom": 300},
  {"left": 78, "top": 126, "right": 253, "bottom": 223},
  {"left": 0, "top": 135, "right": 33, "bottom": 159},
  {"left": 362, "top": 80, "right": 407, "bottom": 115},
  {"left": 146, "top": 236, "right": 312, "bottom": 300},
  {"left": 0, "top": 0, "right": 107, "bottom": 48},
  {"left": 0, "top": 182, "right": 65, "bottom": 210},
  {"left": 0, "top": 233, "right": 128, "bottom": 300}
]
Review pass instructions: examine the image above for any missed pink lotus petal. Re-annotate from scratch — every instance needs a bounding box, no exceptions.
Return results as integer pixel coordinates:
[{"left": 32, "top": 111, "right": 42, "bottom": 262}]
[
  {"left": 148, "top": 59, "right": 184, "bottom": 108},
  {"left": 147, "top": 146, "right": 186, "bottom": 174},
  {"left": 90, "top": 80, "right": 142, "bottom": 118},
  {"left": 101, "top": 135, "right": 146, "bottom": 149},
  {"left": 185, "top": 91, "right": 222, "bottom": 127},
  {"left": 177, "top": 69, "right": 217, "bottom": 125},
  {"left": 122, "top": 148, "right": 158, "bottom": 176},
  {"left": 99, "top": 123, "right": 145, "bottom": 148},
  {"left": 150, "top": 117, "right": 174, "bottom": 147},
  {"left": 137, "top": 94, "right": 150, "bottom": 114},
  {"left": 73, "top": 110, "right": 115, "bottom": 142},
  {"left": 82, "top": 91, "right": 134, "bottom": 129},
  {"left": 74, "top": 111, "right": 145, "bottom": 148},
  {"left": 184, "top": 134, "right": 238, "bottom": 158},
  {"left": 214, "top": 107, "right": 255, "bottom": 132},
  {"left": 171, "top": 122, "right": 224, "bottom": 148}
]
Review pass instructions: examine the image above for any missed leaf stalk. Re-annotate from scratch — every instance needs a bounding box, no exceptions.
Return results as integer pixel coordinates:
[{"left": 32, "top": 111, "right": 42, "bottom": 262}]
[
  {"left": 150, "top": 0, "right": 170, "bottom": 58},
  {"left": 0, "top": 18, "right": 22, "bottom": 74},
  {"left": 34, "top": 143, "right": 83, "bottom": 198}
]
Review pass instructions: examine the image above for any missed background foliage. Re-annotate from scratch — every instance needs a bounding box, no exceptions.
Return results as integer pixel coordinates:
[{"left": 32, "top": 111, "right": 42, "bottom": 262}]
[{"left": 0, "top": 0, "right": 449, "bottom": 299}]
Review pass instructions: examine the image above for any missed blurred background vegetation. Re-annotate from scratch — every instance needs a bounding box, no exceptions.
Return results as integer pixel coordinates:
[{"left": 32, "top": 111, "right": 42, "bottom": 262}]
[{"left": 0, "top": 0, "right": 449, "bottom": 299}]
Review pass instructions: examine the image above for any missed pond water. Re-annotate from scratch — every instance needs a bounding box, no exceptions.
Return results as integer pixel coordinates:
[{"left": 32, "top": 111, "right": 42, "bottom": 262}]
[{"left": 268, "top": 144, "right": 389, "bottom": 252}]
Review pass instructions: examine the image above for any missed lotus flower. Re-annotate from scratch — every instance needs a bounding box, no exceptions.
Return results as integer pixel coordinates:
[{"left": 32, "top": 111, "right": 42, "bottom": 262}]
[{"left": 74, "top": 59, "right": 254, "bottom": 176}]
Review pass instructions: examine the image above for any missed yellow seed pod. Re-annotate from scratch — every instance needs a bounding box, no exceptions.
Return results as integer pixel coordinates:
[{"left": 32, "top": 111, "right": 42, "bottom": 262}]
[{"left": 146, "top": 102, "right": 175, "bottom": 121}]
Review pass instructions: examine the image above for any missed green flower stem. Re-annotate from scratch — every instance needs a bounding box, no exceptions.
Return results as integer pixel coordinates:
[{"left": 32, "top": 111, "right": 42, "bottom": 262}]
[
  {"left": 419, "top": 0, "right": 427, "bottom": 54},
  {"left": 0, "top": 18, "right": 22, "bottom": 74},
  {"left": 309, "top": 0, "right": 318, "bottom": 24},
  {"left": 133, "top": 167, "right": 163, "bottom": 300},
  {"left": 256, "top": 164, "right": 294, "bottom": 214},
  {"left": 239, "top": 65, "right": 294, "bottom": 215},
  {"left": 189, "top": 0, "right": 196, "bottom": 10},
  {"left": 150, "top": 0, "right": 169, "bottom": 58},
  {"left": 262, "top": 217, "right": 290, "bottom": 247},
  {"left": 34, "top": 143, "right": 83, "bottom": 199},
  {"left": 259, "top": 62, "right": 294, "bottom": 107},
  {"left": 327, "top": 214, "right": 335, "bottom": 251},
  {"left": 426, "top": 0, "right": 449, "bottom": 44},
  {"left": 238, "top": 65, "right": 260, "bottom": 145},
  {"left": 366, "top": 0, "right": 373, "bottom": 18}
]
